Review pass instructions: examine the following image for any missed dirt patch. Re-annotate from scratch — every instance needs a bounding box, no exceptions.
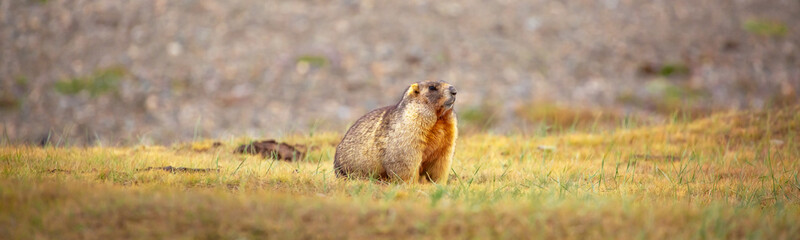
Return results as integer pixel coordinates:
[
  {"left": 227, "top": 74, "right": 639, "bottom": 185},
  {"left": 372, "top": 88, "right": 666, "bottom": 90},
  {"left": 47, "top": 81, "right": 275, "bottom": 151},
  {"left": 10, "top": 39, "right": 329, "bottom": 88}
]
[
  {"left": 234, "top": 140, "right": 307, "bottom": 161},
  {"left": 44, "top": 167, "right": 218, "bottom": 174},
  {"left": 136, "top": 166, "right": 219, "bottom": 173},
  {"left": 44, "top": 168, "right": 77, "bottom": 174},
  {"left": 630, "top": 154, "right": 682, "bottom": 161}
]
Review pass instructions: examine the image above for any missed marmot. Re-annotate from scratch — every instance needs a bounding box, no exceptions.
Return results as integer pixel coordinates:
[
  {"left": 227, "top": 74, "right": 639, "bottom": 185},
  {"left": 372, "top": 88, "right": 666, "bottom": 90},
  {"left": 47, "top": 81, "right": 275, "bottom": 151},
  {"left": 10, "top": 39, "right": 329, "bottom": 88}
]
[{"left": 334, "top": 80, "right": 458, "bottom": 184}]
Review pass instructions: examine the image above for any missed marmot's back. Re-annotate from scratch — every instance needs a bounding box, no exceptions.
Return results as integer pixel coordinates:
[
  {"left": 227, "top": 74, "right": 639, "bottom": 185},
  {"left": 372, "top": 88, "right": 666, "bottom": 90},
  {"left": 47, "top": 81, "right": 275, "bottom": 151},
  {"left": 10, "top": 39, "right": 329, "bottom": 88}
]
[
  {"left": 333, "top": 106, "right": 396, "bottom": 178},
  {"left": 333, "top": 80, "right": 458, "bottom": 184}
]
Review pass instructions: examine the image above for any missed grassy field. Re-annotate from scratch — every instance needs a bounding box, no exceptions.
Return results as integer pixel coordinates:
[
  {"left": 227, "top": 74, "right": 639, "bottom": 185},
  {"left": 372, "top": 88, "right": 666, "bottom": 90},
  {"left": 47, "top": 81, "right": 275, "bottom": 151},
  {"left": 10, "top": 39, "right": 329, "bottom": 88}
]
[{"left": 1, "top": 106, "right": 799, "bottom": 239}]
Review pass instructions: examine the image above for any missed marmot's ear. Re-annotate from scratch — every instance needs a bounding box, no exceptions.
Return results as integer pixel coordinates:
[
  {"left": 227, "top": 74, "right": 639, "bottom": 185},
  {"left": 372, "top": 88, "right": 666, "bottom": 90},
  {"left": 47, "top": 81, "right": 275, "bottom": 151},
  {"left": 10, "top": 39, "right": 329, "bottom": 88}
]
[{"left": 408, "top": 83, "right": 420, "bottom": 95}]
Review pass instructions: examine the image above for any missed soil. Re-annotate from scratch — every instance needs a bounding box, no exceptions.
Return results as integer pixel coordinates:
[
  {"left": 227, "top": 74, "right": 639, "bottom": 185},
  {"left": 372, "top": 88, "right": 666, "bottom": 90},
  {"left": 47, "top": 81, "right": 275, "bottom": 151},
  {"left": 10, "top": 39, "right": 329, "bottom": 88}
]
[
  {"left": 234, "top": 140, "right": 307, "bottom": 161},
  {"left": 136, "top": 166, "right": 220, "bottom": 173}
]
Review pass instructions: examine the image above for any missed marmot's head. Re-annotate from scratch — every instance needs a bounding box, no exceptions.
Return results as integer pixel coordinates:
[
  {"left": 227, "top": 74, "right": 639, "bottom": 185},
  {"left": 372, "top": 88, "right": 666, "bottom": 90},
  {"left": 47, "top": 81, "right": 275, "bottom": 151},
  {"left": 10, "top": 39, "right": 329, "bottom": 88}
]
[{"left": 401, "top": 80, "right": 457, "bottom": 116}]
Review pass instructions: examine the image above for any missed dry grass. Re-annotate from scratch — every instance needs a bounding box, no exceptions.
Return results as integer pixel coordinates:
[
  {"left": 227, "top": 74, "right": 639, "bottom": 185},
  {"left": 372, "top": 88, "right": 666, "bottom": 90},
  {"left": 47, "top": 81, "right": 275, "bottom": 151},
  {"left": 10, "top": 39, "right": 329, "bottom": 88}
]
[{"left": 1, "top": 106, "right": 799, "bottom": 239}]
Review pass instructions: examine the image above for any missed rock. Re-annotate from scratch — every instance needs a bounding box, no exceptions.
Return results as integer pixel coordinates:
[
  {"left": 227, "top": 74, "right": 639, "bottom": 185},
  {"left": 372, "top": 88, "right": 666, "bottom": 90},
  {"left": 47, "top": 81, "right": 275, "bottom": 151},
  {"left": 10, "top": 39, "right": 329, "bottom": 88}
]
[{"left": 537, "top": 145, "right": 556, "bottom": 152}]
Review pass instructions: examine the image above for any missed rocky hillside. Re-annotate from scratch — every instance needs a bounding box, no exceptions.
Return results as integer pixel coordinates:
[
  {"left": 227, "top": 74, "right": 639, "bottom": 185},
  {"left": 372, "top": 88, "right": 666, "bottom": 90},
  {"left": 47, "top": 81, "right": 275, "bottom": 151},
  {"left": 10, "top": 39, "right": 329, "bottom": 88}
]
[{"left": 1, "top": 0, "right": 798, "bottom": 144}]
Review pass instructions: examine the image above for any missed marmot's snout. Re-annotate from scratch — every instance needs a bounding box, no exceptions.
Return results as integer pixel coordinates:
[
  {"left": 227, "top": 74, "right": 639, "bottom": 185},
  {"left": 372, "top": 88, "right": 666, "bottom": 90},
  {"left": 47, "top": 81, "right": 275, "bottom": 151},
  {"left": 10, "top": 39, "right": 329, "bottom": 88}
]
[{"left": 444, "top": 85, "right": 457, "bottom": 109}]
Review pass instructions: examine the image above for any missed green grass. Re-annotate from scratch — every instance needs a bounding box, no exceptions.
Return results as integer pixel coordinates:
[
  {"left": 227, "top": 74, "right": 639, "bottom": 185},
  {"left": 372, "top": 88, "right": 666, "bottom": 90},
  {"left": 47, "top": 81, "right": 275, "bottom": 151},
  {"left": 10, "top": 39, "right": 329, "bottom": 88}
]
[
  {"left": 743, "top": 19, "right": 788, "bottom": 37},
  {"left": 53, "top": 66, "right": 127, "bottom": 97},
  {"left": 1, "top": 106, "right": 799, "bottom": 239}
]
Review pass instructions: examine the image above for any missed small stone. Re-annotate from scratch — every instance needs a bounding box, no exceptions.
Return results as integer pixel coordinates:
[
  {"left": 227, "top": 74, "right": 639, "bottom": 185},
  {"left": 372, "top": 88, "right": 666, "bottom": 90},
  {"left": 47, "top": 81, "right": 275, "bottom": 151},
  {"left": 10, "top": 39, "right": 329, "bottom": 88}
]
[
  {"left": 537, "top": 145, "right": 556, "bottom": 152},
  {"left": 525, "top": 17, "right": 541, "bottom": 31},
  {"left": 167, "top": 42, "right": 182, "bottom": 56},
  {"left": 145, "top": 95, "right": 159, "bottom": 111},
  {"left": 296, "top": 61, "right": 310, "bottom": 75}
]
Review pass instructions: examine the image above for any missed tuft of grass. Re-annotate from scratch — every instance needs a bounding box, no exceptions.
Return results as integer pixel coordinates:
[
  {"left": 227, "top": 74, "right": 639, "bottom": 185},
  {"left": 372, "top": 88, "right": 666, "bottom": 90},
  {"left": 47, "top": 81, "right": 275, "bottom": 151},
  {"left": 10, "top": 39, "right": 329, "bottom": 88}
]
[
  {"left": 54, "top": 66, "right": 127, "bottom": 97},
  {"left": 0, "top": 105, "right": 799, "bottom": 238},
  {"left": 743, "top": 19, "right": 788, "bottom": 37},
  {"left": 296, "top": 55, "right": 329, "bottom": 68},
  {"left": 657, "top": 63, "right": 690, "bottom": 77}
]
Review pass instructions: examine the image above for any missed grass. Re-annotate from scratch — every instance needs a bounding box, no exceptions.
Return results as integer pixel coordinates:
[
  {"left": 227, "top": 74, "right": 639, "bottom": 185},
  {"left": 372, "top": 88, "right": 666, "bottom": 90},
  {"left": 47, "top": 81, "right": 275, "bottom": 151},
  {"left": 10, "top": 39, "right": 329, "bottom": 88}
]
[
  {"left": 53, "top": 66, "right": 127, "bottom": 97},
  {"left": 743, "top": 19, "right": 789, "bottom": 37},
  {"left": 1, "top": 106, "right": 799, "bottom": 239}
]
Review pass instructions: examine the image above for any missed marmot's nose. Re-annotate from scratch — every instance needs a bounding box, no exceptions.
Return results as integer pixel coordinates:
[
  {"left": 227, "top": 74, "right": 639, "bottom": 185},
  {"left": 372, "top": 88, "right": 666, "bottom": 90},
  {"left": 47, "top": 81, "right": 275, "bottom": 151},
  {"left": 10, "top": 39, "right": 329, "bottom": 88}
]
[{"left": 449, "top": 86, "right": 457, "bottom": 96}]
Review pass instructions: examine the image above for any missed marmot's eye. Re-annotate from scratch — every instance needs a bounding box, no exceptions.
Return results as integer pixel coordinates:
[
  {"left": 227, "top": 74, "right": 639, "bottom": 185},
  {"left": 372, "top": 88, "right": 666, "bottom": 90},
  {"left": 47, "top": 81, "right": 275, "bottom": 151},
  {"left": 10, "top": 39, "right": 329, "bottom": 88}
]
[{"left": 428, "top": 86, "right": 437, "bottom": 91}]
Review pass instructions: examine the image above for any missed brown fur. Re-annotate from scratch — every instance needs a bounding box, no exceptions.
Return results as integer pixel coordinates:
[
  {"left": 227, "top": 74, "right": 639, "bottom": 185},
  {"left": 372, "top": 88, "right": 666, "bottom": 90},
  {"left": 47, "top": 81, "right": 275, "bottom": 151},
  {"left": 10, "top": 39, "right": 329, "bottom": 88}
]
[{"left": 334, "top": 80, "right": 458, "bottom": 184}]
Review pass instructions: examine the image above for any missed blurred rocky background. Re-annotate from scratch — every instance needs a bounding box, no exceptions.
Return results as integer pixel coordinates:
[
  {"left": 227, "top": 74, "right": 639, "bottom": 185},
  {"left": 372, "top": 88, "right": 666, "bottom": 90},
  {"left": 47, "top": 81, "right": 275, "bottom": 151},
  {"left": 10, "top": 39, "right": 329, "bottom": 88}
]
[{"left": 1, "top": 0, "right": 798, "bottom": 145}]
